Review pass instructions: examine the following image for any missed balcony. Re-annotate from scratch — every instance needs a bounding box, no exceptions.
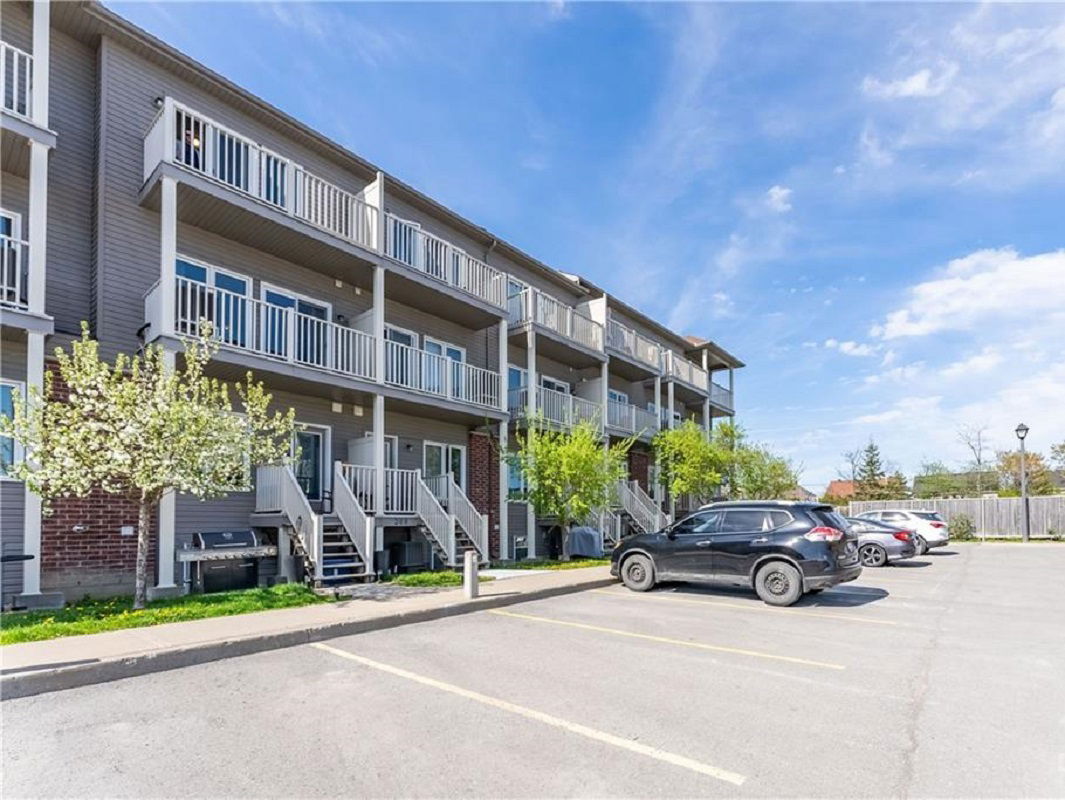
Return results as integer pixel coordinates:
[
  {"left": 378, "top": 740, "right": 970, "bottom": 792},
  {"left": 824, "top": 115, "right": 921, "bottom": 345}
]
[
  {"left": 710, "top": 380, "right": 734, "bottom": 413},
  {"left": 662, "top": 350, "right": 708, "bottom": 401},
  {"left": 606, "top": 399, "right": 659, "bottom": 440},
  {"left": 1, "top": 42, "right": 32, "bottom": 122},
  {"left": 509, "top": 287, "right": 604, "bottom": 365},
  {"left": 383, "top": 338, "right": 500, "bottom": 411},
  {"left": 384, "top": 214, "right": 506, "bottom": 309},
  {"left": 508, "top": 385, "right": 601, "bottom": 430},
  {"left": 605, "top": 314, "right": 660, "bottom": 378},
  {"left": 1, "top": 234, "right": 29, "bottom": 311}
]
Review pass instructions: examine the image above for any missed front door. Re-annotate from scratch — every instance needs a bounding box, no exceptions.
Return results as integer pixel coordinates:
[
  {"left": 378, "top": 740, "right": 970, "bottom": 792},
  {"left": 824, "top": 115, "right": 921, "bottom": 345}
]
[
  {"left": 654, "top": 509, "right": 720, "bottom": 580},
  {"left": 263, "top": 286, "right": 330, "bottom": 367},
  {"left": 293, "top": 427, "right": 327, "bottom": 501},
  {"left": 711, "top": 508, "right": 773, "bottom": 582},
  {"left": 424, "top": 441, "right": 466, "bottom": 490}
]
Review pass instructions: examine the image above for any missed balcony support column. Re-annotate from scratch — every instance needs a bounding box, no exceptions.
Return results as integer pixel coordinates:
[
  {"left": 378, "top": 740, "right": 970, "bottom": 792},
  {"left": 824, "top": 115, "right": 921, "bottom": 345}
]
[
  {"left": 26, "top": 141, "right": 48, "bottom": 315},
  {"left": 20, "top": 332, "right": 45, "bottom": 597},
  {"left": 599, "top": 360, "right": 609, "bottom": 444},
  {"left": 652, "top": 374, "right": 662, "bottom": 506},
  {"left": 497, "top": 320, "right": 507, "bottom": 413},
  {"left": 729, "top": 367, "right": 735, "bottom": 418},
  {"left": 374, "top": 170, "right": 386, "bottom": 255},
  {"left": 373, "top": 264, "right": 385, "bottom": 383},
  {"left": 666, "top": 381, "right": 676, "bottom": 520},
  {"left": 702, "top": 399, "right": 711, "bottom": 438},
  {"left": 373, "top": 393, "right": 386, "bottom": 555},
  {"left": 155, "top": 352, "right": 177, "bottom": 593},
  {"left": 159, "top": 175, "right": 177, "bottom": 335},
  {"left": 525, "top": 330, "right": 536, "bottom": 418},
  {"left": 31, "top": 0, "right": 50, "bottom": 128},
  {"left": 498, "top": 421, "right": 509, "bottom": 561}
]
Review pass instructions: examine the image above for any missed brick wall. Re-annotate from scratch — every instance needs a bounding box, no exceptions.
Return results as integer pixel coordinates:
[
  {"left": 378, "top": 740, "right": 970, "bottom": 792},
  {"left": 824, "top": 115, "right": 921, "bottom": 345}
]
[
  {"left": 38, "top": 361, "right": 157, "bottom": 599},
  {"left": 628, "top": 448, "right": 651, "bottom": 493},
  {"left": 468, "top": 430, "right": 500, "bottom": 559}
]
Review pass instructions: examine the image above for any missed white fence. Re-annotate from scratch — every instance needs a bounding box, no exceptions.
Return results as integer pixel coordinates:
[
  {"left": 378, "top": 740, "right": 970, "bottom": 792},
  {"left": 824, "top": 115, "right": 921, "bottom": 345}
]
[{"left": 847, "top": 497, "right": 1065, "bottom": 539}]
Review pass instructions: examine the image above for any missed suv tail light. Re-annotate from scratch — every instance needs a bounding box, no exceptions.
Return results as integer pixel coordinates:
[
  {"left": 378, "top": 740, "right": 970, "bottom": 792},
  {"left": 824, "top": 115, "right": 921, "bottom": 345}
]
[
  {"left": 805, "top": 526, "right": 845, "bottom": 543},
  {"left": 930, "top": 521, "right": 946, "bottom": 529},
  {"left": 893, "top": 531, "right": 912, "bottom": 541}
]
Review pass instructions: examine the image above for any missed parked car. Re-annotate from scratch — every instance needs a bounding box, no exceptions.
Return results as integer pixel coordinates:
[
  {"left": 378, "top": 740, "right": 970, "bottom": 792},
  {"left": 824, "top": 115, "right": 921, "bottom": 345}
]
[
  {"left": 844, "top": 517, "right": 916, "bottom": 567},
  {"left": 853, "top": 509, "right": 950, "bottom": 555},
  {"left": 609, "top": 501, "right": 862, "bottom": 607}
]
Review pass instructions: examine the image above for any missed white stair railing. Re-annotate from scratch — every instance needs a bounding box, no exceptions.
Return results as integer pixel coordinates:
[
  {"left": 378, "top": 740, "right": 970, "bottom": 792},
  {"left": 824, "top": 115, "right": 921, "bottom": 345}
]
[
  {"left": 446, "top": 476, "right": 488, "bottom": 561},
  {"left": 382, "top": 468, "right": 419, "bottom": 514},
  {"left": 332, "top": 461, "right": 374, "bottom": 571},
  {"left": 416, "top": 474, "right": 455, "bottom": 565},
  {"left": 339, "top": 463, "right": 377, "bottom": 512},
  {"left": 256, "top": 465, "right": 322, "bottom": 581},
  {"left": 631, "top": 479, "right": 668, "bottom": 531},
  {"left": 617, "top": 479, "right": 660, "bottom": 535}
]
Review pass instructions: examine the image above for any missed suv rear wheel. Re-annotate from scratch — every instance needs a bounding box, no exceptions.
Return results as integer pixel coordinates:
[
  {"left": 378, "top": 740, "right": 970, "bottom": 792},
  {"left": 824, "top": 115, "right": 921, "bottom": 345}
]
[
  {"left": 620, "top": 554, "right": 655, "bottom": 592},
  {"left": 754, "top": 561, "right": 803, "bottom": 607}
]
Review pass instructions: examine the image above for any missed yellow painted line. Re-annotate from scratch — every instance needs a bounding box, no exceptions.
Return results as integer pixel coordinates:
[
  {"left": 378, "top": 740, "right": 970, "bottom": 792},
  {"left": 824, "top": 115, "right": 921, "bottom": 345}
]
[
  {"left": 488, "top": 609, "right": 846, "bottom": 670},
  {"left": 311, "top": 642, "right": 746, "bottom": 786},
  {"left": 590, "top": 588, "right": 899, "bottom": 627}
]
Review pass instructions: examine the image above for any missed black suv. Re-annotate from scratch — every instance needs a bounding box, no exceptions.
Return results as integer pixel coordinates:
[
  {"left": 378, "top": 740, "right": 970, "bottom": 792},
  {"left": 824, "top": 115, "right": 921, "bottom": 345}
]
[{"left": 609, "top": 501, "right": 862, "bottom": 606}]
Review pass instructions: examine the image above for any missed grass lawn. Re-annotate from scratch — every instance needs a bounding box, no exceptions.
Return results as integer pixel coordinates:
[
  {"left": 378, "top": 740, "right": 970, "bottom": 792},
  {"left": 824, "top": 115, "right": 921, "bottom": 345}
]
[
  {"left": 491, "top": 558, "right": 611, "bottom": 570},
  {"left": 0, "top": 583, "right": 330, "bottom": 645},
  {"left": 380, "top": 571, "right": 495, "bottom": 588}
]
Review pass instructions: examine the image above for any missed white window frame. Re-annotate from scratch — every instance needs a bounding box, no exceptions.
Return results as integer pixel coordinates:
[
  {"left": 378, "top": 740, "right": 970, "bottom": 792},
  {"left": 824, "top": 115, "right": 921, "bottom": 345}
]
[
  {"left": 540, "top": 375, "right": 570, "bottom": 394},
  {"left": 175, "top": 254, "right": 250, "bottom": 294},
  {"left": 423, "top": 336, "right": 466, "bottom": 362},
  {"left": 423, "top": 440, "right": 467, "bottom": 489},
  {"left": 0, "top": 380, "right": 25, "bottom": 480},
  {"left": 508, "top": 364, "right": 528, "bottom": 391},
  {"left": 0, "top": 208, "right": 23, "bottom": 241},
  {"left": 260, "top": 281, "right": 332, "bottom": 320},
  {"left": 384, "top": 323, "right": 419, "bottom": 347},
  {"left": 608, "top": 388, "right": 629, "bottom": 405}
]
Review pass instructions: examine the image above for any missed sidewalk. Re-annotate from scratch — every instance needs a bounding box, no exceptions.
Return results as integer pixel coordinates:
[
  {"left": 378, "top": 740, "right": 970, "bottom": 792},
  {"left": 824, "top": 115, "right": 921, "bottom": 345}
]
[{"left": 0, "top": 566, "right": 613, "bottom": 700}]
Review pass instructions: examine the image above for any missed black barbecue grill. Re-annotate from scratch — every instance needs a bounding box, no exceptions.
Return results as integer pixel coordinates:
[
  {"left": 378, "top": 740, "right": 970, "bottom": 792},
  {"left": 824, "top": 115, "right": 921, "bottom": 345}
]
[{"left": 180, "top": 530, "right": 277, "bottom": 593}]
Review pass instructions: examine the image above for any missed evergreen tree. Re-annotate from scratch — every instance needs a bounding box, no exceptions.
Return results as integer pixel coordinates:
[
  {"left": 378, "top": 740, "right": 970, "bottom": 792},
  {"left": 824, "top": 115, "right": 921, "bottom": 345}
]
[{"left": 854, "top": 441, "right": 887, "bottom": 500}]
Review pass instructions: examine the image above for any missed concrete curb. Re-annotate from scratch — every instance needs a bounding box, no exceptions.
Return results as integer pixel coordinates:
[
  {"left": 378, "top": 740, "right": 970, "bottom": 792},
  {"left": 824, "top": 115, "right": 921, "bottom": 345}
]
[{"left": 0, "top": 576, "right": 616, "bottom": 701}]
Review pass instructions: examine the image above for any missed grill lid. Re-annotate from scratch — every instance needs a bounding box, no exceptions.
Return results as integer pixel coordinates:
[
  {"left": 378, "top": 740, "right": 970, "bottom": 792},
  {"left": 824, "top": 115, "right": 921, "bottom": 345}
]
[{"left": 192, "top": 530, "right": 259, "bottom": 550}]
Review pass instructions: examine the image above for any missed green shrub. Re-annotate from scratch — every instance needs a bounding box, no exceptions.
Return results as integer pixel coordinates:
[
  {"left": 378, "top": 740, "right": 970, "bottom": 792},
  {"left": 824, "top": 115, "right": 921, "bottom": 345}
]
[{"left": 949, "top": 513, "right": 976, "bottom": 541}]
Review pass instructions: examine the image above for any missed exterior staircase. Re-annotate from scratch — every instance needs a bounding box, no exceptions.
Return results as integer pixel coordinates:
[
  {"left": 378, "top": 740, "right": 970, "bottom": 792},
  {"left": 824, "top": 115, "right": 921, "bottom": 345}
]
[{"left": 616, "top": 479, "right": 667, "bottom": 535}]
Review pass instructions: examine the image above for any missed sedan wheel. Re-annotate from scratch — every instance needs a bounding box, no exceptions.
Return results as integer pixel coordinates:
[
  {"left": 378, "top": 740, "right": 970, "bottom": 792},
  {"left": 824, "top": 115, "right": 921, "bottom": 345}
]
[
  {"left": 860, "top": 543, "right": 888, "bottom": 568},
  {"left": 915, "top": 536, "right": 928, "bottom": 556},
  {"left": 620, "top": 554, "right": 655, "bottom": 592}
]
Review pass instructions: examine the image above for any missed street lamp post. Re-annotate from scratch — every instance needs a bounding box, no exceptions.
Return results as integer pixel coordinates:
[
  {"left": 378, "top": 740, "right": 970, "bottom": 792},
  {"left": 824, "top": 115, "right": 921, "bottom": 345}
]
[{"left": 1015, "top": 423, "right": 1030, "bottom": 543}]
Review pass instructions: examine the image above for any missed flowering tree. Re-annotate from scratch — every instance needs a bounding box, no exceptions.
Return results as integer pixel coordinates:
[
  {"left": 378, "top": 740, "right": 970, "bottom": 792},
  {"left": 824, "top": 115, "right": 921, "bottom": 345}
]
[
  {"left": 0, "top": 324, "right": 295, "bottom": 608},
  {"left": 510, "top": 418, "right": 633, "bottom": 558}
]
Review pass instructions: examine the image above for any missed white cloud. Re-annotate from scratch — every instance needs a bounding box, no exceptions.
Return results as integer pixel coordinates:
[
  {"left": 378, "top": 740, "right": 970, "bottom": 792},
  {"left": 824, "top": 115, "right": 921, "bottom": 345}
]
[
  {"left": 858, "top": 124, "right": 894, "bottom": 167},
  {"left": 546, "top": 0, "right": 571, "bottom": 21},
  {"left": 861, "top": 64, "right": 958, "bottom": 99},
  {"left": 852, "top": 396, "right": 942, "bottom": 425},
  {"left": 871, "top": 248, "right": 1065, "bottom": 339},
  {"left": 765, "top": 184, "right": 793, "bottom": 213},
  {"left": 824, "top": 339, "right": 877, "bottom": 357},
  {"left": 863, "top": 363, "right": 924, "bottom": 386},
  {"left": 940, "top": 346, "right": 1004, "bottom": 379}
]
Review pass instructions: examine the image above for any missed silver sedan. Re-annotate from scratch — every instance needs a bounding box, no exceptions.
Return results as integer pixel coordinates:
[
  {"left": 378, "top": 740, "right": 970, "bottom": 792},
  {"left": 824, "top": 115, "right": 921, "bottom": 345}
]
[{"left": 845, "top": 517, "right": 918, "bottom": 567}]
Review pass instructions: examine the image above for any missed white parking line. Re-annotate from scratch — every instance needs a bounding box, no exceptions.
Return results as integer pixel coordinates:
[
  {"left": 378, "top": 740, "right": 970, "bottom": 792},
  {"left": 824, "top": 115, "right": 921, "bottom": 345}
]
[{"left": 311, "top": 642, "right": 747, "bottom": 787}]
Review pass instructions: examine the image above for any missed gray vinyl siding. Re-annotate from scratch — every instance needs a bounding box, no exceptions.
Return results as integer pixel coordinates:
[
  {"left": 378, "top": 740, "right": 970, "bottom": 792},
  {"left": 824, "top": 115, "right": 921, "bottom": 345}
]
[
  {"left": 506, "top": 344, "right": 595, "bottom": 389},
  {"left": 384, "top": 298, "right": 498, "bottom": 372},
  {"left": 0, "top": 2, "right": 32, "bottom": 51},
  {"left": 1, "top": 481, "right": 26, "bottom": 604},
  {"left": 0, "top": 173, "right": 29, "bottom": 224},
  {"left": 45, "top": 27, "right": 97, "bottom": 337},
  {"left": 384, "top": 411, "right": 470, "bottom": 475}
]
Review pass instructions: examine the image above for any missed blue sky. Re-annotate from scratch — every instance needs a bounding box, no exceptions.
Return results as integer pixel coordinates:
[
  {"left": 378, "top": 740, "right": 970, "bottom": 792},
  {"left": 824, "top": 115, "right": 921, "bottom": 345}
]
[{"left": 111, "top": 1, "right": 1065, "bottom": 492}]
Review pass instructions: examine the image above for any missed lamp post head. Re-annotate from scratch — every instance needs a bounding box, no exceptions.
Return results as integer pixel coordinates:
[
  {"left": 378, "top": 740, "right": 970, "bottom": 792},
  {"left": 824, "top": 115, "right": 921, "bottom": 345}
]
[{"left": 1015, "top": 423, "right": 1029, "bottom": 442}]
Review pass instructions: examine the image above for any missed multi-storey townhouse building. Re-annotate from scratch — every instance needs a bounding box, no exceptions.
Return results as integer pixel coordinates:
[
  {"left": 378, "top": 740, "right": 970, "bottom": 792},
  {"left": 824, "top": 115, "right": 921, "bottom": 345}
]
[{"left": 0, "top": 0, "right": 742, "bottom": 608}]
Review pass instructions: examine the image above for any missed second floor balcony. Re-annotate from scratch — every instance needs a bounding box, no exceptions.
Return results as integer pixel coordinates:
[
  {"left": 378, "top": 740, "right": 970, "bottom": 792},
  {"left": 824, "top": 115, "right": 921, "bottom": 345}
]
[
  {"left": 508, "top": 385, "right": 601, "bottom": 430},
  {"left": 662, "top": 350, "right": 709, "bottom": 397},
  {"left": 144, "top": 274, "right": 502, "bottom": 415},
  {"left": 606, "top": 399, "right": 659, "bottom": 441},
  {"left": 710, "top": 379, "right": 734, "bottom": 413},
  {"left": 605, "top": 314, "right": 660, "bottom": 377}
]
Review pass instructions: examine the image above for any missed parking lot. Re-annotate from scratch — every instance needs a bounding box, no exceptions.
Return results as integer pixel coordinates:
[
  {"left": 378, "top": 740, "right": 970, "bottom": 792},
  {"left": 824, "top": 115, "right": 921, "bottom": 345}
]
[{"left": 4, "top": 542, "right": 1064, "bottom": 798}]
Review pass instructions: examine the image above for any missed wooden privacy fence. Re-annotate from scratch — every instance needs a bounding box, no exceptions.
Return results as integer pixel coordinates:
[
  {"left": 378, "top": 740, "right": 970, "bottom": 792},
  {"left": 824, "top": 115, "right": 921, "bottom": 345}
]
[{"left": 846, "top": 497, "right": 1065, "bottom": 539}]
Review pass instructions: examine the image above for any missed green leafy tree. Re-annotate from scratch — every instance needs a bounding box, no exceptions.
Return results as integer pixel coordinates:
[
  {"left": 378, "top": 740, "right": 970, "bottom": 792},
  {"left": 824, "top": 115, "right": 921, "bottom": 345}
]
[
  {"left": 996, "top": 450, "right": 1057, "bottom": 496},
  {"left": 0, "top": 324, "right": 296, "bottom": 608},
  {"left": 510, "top": 418, "right": 633, "bottom": 558},
  {"left": 653, "top": 420, "right": 726, "bottom": 504},
  {"left": 734, "top": 444, "right": 798, "bottom": 500}
]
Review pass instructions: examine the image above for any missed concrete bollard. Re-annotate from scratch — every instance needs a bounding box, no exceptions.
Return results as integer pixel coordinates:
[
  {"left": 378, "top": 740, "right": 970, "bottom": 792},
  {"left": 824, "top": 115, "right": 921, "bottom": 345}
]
[{"left": 463, "top": 549, "right": 479, "bottom": 599}]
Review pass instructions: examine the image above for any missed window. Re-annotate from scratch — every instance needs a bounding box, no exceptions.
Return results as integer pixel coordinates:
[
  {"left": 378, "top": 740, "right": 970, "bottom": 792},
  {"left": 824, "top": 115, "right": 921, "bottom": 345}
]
[
  {"left": 423, "top": 337, "right": 465, "bottom": 398},
  {"left": 508, "top": 459, "right": 526, "bottom": 499},
  {"left": 508, "top": 365, "right": 527, "bottom": 392},
  {"left": 424, "top": 441, "right": 466, "bottom": 490},
  {"left": 882, "top": 512, "right": 906, "bottom": 522},
  {"left": 293, "top": 424, "right": 330, "bottom": 501},
  {"left": 913, "top": 511, "right": 943, "bottom": 521},
  {"left": 384, "top": 326, "right": 419, "bottom": 387},
  {"left": 812, "top": 507, "right": 852, "bottom": 529},
  {"left": 175, "top": 257, "right": 250, "bottom": 347},
  {"left": 768, "top": 510, "right": 793, "bottom": 529},
  {"left": 540, "top": 376, "right": 570, "bottom": 394},
  {"left": 1, "top": 382, "right": 23, "bottom": 477},
  {"left": 262, "top": 283, "right": 331, "bottom": 367},
  {"left": 608, "top": 389, "right": 629, "bottom": 405},
  {"left": 0, "top": 208, "right": 23, "bottom": 307},
  {"left": 671, "top": 510, "right": 720, "bottom": 535},
  {"left": 719, "top": 509, "right": 770, "bottom": 533},
  {"left": 507, "top": 278, "right": 528, "bottom": 321}
]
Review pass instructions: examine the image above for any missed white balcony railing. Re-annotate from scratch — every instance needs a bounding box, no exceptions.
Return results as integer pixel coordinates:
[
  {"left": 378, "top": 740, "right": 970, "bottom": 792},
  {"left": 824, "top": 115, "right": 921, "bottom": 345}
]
[
  {"left": 508, "top": 386, "right": 601, "bottom": 429},
  {"left": 1, "top": 234, "right": 29, "bottom": 310},
  {"left": 1, "top": 42, "right": 32, "bottom": 120},
  {"left": 663, "top": 351, "right": 708, "bottom": 392},
  {"left": 508, "top": 288, "right": 604, "bottom": 352},
  {"left": 144, "top": 98, "right": 378, "bottom": 251},
  {"left": 148, "top": 276, "right": 377, "bottom": 381},
  {"left": 384, "top": 214, "right": 506, "bottom": 308},
  {"left": 383, "top": 339, "right": 500, "bottom": 410},
  {"left": 606, "top": 315, "right": 660, "bottom": 371},
  {"left": 710, "top": 381, "right": 733, "bottom": 411},
  {"left": 606, "top": 400, "right": 659, "bottom": 438}
]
